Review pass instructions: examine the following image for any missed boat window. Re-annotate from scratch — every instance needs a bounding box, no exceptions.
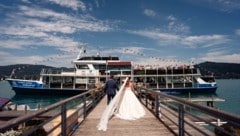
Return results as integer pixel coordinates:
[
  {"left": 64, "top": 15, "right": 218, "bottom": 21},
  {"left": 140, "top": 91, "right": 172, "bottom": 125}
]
[
  {"left": 173, "top": 69, "right": 184, "bottom": 74},
  {"left": 78, "top": 56, "right": 119, "bottom": 60},
  {"left": 93, "top": 64, "right": 106, "bottom": 70},
  {"left": 122, "top": 71, "right": 131, "bottom": 75},
  {"left": 185, "top": 69, "right": 192, "bottom": 74},
  {"left": 146, "top": 77, "right": 157, "bottom": 83},
  {"left": 192, "top": 69, "right": 197, "bottom": 74},
  {"left": 201, "top": 77, "right": 215, "bottom": 82},
  {"left": 134, "top": 77, "right": 144, "bottom": 82},
  {"left": 158, "top": 69, "right": 166, "bottom": 74},
  {"left": 76, "top": 64, "right": 89, "bottom": 69},
  {"left": 146, "top": 70, "right": 157, "bottom": 74},
  {"left": 134, "top": 70, "right": 145, "bottom": 75},
  {"left": 158, "top": 77, "right": 166, "bottom": 83},
  {"left": 167, "top": 69, "right": 172, "bottom": 74}
]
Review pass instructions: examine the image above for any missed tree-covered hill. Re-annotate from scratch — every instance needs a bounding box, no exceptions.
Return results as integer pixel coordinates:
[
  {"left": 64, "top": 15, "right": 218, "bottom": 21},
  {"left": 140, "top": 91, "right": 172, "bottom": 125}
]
[
  {"left": 0, "top": 62, "right": 240, "bottom": 80},
  {"left": 0, "top": 64, "right": 53, "bottom": 80},
  {"left": 195, "top": 62, "right": 240, "bottom": 79}
]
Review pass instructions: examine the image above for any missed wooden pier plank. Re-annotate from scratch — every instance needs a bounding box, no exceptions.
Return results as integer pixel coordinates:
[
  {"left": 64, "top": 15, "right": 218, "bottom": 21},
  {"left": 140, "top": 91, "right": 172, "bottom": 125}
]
[{"left": 73, "top": 96, "right": 174, "bottom": 136}]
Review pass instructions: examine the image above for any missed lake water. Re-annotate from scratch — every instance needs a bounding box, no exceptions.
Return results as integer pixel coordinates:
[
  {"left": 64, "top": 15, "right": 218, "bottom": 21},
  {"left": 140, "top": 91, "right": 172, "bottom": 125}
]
[
  {"left": 0, "top": 81, "right": 69, "bottom": 109},
  {"left": 0, "top": 79, "right": 239, "bottom": 116}
]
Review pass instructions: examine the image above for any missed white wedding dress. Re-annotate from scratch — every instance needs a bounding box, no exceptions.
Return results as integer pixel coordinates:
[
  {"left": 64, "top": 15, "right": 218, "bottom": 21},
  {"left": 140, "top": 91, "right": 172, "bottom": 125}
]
[
  {"left": 97, "top": 80, "right": 145, "bottom": 131},
  {"left": 115, "top": 87, "right": 145, "bottom": 120}
]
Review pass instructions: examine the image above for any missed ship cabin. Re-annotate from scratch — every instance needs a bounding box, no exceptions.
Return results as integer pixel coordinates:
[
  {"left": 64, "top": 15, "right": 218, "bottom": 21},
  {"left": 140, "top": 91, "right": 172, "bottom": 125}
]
[
  {"left": 133, "top": 66, "right": 201, "bottom": 90},
  {"left": 40, "top": 56, "right": 133, "bottom": 91}
]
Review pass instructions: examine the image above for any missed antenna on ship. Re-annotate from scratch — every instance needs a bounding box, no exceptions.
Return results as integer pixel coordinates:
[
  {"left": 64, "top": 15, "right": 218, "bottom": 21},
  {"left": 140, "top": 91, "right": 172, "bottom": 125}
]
[
  {"left": 76, "top": 46, "right": 86, "bottom": 60},
  {"left": 97, "top": 46, "right": 101, "bottom": 56}
]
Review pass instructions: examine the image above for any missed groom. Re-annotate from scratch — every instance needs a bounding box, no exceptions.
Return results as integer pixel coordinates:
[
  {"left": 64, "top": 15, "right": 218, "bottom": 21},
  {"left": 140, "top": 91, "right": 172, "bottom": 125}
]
[{"left": 104, "top": 75, "right": 119, "bottom": 105}]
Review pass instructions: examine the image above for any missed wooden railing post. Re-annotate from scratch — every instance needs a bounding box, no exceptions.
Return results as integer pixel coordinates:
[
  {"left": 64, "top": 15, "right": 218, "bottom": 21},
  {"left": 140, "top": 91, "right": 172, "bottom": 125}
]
[
  {"left": 145, "top": 92, "right": 148, "bottom": 108},
  {"left": 155, "top": 95, "right": 159, "bottom": 118},
  {"left": 61, "top": 103, "right": 67, "bottom": 136},
  {"left": 178, "top": 104, "right": 185, "bottom": 136},
  {"left": 83, "top": 95, "right": 87, "bottom": 119},
  {"left": 92, "top": 90, "right": 96, "bottom": 107}
]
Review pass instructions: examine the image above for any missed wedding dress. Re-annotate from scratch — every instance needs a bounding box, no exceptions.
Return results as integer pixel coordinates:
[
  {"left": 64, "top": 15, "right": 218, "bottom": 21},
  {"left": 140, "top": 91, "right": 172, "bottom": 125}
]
[
  {"left": 97, "top": 79, "right": 145, "bottom": 131},
  {"left": 115, "top": 86, "right": 145, "bottom": 120}
]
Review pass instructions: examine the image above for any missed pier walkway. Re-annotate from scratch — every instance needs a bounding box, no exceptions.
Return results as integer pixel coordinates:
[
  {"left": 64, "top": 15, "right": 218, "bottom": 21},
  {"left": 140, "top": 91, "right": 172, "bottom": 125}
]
[
  {"left": 73, "top": 95, "right": 173, "bottom": 136},
  {"left": 1, "top": 84, "right": 240, "bottom": 136}
]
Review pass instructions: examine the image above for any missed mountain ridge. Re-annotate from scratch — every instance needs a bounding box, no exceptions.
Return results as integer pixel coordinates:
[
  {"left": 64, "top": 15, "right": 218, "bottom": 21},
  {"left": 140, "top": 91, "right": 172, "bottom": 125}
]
[{"left": 0, "top": 62, "right": 240, "bottom": 80}]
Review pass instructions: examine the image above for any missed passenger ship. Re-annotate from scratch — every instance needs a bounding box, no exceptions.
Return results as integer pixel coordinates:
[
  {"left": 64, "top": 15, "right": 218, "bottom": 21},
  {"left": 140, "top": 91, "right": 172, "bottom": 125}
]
[{"left": 7, "top": 49, "right": 217, "bottom": 95}]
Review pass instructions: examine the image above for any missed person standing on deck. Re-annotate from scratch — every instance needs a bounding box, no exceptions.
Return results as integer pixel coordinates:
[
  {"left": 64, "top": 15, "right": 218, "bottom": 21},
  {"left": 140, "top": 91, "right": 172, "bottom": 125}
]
[{"left": 104, "top": 75, "right": 119, "bottom": 105}]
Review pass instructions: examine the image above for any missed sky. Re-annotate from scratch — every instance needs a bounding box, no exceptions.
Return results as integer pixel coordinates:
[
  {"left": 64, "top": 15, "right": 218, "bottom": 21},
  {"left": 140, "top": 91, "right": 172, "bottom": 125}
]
[{"left": 0, "top": 0, "right": 240, "bottom": 67}]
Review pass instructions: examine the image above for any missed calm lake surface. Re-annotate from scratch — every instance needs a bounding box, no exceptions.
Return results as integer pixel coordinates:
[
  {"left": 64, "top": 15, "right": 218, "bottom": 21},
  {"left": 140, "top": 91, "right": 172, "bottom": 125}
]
[{"left": 0, "top": 79, "right": 239, "bottom": 115}]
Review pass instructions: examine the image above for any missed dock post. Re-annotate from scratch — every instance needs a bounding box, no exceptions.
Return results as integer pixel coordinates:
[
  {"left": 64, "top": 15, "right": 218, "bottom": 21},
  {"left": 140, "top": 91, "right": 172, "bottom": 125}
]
[
  {"left": 14, "top": 104, "right": 17, "bottom": 110},
  {"left": 24, "top": 105, "right": 27, "bottom": 114},
  {"left": 61, "top": 103, "right": 67, "bottom": 136},
  {"left": 206, "top": 101, "right": 213, "bottom": 107},
  {"left": 188, "top": 92, "right": 191, "bottom": 101},
  {"left": 37, "top": 103, "right": 41, "bottom": 110},
  {"left": 145, "top": 92, "right": 148, "bottom": 108},
  {"left": 178, "top": 104, "right": 185, "bottom": 136},
  {"left": 83, "top": 95, "right": 87, "bottom": 119},
  {"left": 155, "top": 95, "right": 159, "bottom": 118}
]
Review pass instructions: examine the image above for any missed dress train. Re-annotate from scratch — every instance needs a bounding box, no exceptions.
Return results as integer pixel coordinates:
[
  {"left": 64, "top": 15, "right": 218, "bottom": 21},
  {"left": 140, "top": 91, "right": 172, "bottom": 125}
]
[
  {"left": 115, "top": 87, "right": 145, "bottom": 120},
  {"left": 97, "top": 81, "right": 145, "bottom": 131}
]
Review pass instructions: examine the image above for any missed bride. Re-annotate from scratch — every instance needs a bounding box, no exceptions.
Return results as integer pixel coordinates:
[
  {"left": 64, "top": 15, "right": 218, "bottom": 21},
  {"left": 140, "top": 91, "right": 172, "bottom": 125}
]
[
  {"left": 97, "top": 77, "right": 145, "bottom": 131},
  {"left": 115, "top": 79, "right": 145, "bottom": 120}
]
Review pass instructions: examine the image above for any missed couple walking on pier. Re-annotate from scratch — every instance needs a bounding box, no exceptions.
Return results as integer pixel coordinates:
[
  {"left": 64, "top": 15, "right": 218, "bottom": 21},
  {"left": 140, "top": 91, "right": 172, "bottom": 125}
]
[{"left": 97, "top": 76, "right": 145, "bottom": 131}]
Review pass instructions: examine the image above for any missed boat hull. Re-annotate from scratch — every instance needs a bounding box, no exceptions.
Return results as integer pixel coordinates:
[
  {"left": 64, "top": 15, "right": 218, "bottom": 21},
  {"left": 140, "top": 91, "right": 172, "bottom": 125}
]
[
  {"left": 12, "top": 87, "right": 87, "bottom": 95},
  {"left": 157, "top": 87, "right": 217, "bottom": 94},
  {"left": 7, "top": 79, "right": 87, "bottom": 95}
]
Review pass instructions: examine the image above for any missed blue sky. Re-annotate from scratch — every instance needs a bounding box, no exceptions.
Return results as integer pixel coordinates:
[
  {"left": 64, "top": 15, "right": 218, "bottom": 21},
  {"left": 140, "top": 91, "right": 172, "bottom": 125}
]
[{"left": 0, "top": 0, "right": 240, "bottom": 67}]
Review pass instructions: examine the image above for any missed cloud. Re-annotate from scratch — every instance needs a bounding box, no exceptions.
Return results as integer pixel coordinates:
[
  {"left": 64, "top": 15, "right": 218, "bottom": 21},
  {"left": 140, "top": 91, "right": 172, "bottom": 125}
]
[
  {"left": 0, "top": 5, "right": 116, "bottom": 50},
  {"left": 49, "top": 0, "right": 86, "bottom": 11},
  {"left": 235, "top": 29, "right": 240, "bottom": 36},
  {"left": 187, "top": 0, "right": 240, "bottom": 12},
  {"left": 182, "top": 35, "right": 230, "bottom": 48},
  {"left": 143, "top": 9, "right": 156, "bottom": 17},
  {"left": 0, "top": 2, "right": 120, "bottom": 66},
  {"left": 0, "top": 52, "right": 42, "bottom": 65},
  {"left": 129, "top": 29, "right": 229, "bottom": 48},
  {"left": 167, "top": 15, "right": 190, "bottom": 34},
  {"left": 21, "top": 0, "right": 31, "bottom": 3},
  {"left": 214, "top": 0, "right": 240, "bottom": 12},
  {"left": 0, "top": 39, "right": 36, "bottom": 49},
  {"left": 16, "top": 5, "right": 113, "bottom": 32},
  {"left": 95, "top": 0, "right": 100, "bottom": 8},
  {"left": 199, "top": 51, "right": 240, "bottom": 63}
]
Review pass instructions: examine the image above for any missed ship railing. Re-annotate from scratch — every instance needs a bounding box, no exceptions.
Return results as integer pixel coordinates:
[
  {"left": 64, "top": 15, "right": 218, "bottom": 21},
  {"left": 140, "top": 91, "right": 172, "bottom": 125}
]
[
  {"left": 40, "top": 68, "right": 75, "bottom": 75},
  {"left": 134, "top": 86, "right": 240, "bottom": 136},
  {"left": 0, "top": 88, "right": 105, "bottom": 136}
]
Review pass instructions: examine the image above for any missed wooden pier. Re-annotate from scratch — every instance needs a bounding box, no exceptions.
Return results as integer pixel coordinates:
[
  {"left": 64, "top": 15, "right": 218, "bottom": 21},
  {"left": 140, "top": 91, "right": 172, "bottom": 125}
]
[
  {"left": 1, "top": 86, "right": 239, "bottom": 136},
  {"left": 73, "top": 96, "right": 174, "bottom": 136}
]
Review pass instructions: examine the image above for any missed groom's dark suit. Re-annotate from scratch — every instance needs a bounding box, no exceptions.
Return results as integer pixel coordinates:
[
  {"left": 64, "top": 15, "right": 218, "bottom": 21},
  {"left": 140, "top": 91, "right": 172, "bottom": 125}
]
[{"left": 104, "top": 76, "right": 119, "bottom": 104}]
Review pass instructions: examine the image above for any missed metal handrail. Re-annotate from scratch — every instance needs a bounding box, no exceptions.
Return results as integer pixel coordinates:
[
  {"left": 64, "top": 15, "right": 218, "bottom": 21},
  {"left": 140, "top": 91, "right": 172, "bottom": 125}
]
[
  {"left": 135, "top": 86, "right": 240, "bottom": 136},
  {"left": 0, "top": 88, "right": 105, "bottom": 136}
]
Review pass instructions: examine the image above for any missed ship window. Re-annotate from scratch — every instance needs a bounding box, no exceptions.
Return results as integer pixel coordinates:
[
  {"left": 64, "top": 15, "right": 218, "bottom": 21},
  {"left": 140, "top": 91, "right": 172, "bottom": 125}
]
[
  {"left": 158, "top": 69, "right": 166, "bottom": 74},
  {"left": 122, "top": 71, "right": 131, "bottom": 75},
  {"left": 146, "top": 70, "right": 157, "bottom": 74},
  {"left": 173, "top": 69, "right": 184, "bottom": 74},
  {"left": 93, "top": 64, "right": 107, "bottom": 70},
  {"left": 134, "top": 70, "right": 145, "bottom": 75},
  {"left": 76, "top": 64, "right": 89, "bottom": 69},
  {"left": 192, "top": 69, "right": 197, "bottom": 74}
]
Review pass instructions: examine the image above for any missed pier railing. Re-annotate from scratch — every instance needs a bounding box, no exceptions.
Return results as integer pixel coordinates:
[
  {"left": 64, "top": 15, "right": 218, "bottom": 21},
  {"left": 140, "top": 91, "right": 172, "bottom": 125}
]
[
  {"left": 135, "top": 86, "right": 240, "bottom": 136},
  {"left": 0, "top": 88, "right": 105, "bottom": 136}
]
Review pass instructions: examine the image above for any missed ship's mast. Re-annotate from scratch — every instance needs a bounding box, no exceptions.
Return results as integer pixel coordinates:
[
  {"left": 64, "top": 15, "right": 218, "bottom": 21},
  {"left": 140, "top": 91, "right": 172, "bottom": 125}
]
[{"left": 76, "top": 46, "right": 86, "bottom": 60}]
